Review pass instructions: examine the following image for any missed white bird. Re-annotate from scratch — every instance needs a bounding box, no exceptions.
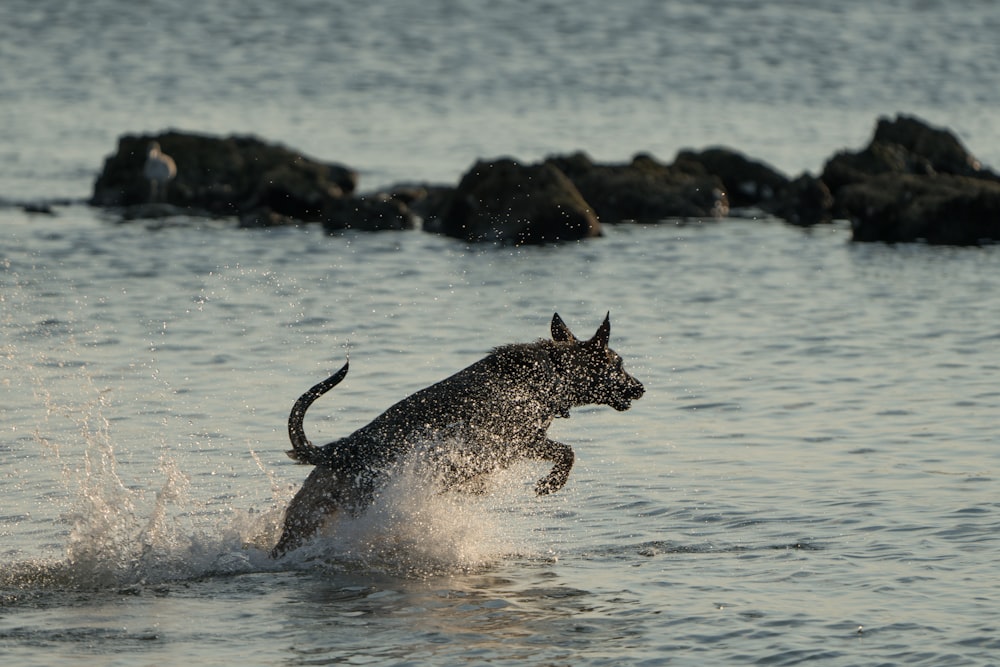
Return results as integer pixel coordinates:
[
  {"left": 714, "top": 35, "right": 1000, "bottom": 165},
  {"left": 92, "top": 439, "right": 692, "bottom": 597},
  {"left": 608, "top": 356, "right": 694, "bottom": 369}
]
[{"left": 143, "top": 141, "right": 177, "bottom": 203}]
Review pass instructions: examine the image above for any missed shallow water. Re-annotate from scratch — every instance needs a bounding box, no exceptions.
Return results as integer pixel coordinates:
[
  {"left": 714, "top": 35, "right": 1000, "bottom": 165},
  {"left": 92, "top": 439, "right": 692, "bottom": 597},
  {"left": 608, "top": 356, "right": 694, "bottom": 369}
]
[
  {"left": 3, "top": 210, "right": 999, "bottom": 665},
  {"left": 3, "top": 0, "right": 1000, "bottom": 664}
]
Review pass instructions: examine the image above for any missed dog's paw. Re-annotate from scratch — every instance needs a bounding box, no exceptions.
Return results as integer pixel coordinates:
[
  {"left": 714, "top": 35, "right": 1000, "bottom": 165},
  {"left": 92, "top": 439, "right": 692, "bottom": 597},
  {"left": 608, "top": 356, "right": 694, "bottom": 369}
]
[{"left": 534, "top": 476, "right": 563, "bottom": 496}]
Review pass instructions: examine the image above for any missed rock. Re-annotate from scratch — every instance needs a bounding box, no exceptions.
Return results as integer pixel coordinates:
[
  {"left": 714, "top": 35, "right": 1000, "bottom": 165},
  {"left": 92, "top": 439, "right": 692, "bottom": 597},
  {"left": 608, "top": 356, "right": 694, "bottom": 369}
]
[
  {"left": 322, "top": 193, "right": 417, "bottom": 232},
  {"left": 822, "top": 114, "right": 1000, "bottom": 243},
  {"left": 253, "top": 160, "right": 350, "bottom": 221},
  {"left": 119, "top": 202, "right": 191, "bottom": 221},
  {"left": 91, "top": 131, "right": 357, "bottom": 222},
  {"left": 546, "top": 151, "right": 728, "bottom": 222},
  {"left": 822, "top": 114, "right": 995, "bottom": 196},
  {"left": 766, "top": 173, "right": 834, "bottom": 226},
  {"left": 21, "top": 202, "right": 57, "bottom": 216},
  {"left": 674, "top": 147, "right": 789, "bottom": 209},
  {"left": 385, "top": 183, "right": 455, "bottom": 224},
  {"left": 674, "top": 147, "right": 832, "bottom": 226},
  {"left": 870, "top": 114, "right": 985, "bottom": 176},
  {"left": 238, "top": 207, "right": 298, "bottom": 228},
  {"left": 431, "top": 158, "right": 601, "bottom": 244},
  {"left": 840, "top": 173, "right": 1000, "bottom": 245},
  {"left": 823, "top": 135, "right": 934, "bottom": 196}
]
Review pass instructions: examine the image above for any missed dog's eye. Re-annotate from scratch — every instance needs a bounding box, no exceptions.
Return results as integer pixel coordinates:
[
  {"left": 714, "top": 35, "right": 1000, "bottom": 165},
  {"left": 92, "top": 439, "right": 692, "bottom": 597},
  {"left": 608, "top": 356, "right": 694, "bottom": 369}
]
[{"left": 612, "top": 356, "right": 623, "bottom": 372}]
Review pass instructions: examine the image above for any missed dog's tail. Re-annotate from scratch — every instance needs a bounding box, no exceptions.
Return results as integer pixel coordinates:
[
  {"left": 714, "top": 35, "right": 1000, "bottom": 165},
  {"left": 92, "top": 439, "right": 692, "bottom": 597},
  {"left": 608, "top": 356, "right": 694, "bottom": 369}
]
[{"left": 286, "top": 360, "right": 349, "bottom": 465}]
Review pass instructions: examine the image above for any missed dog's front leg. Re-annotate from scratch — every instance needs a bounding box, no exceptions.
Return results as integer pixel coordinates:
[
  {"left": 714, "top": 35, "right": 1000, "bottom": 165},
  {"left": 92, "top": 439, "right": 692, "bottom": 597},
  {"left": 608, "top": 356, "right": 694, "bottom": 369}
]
[{"left": 524, "top": 438, "right": 575, "bottom": 496}]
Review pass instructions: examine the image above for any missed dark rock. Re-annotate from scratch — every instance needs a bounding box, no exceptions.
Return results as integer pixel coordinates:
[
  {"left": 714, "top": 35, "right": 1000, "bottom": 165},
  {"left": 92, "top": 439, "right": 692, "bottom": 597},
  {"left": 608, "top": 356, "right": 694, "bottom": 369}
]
[
  {"left": 253, "top": 161, "right": 350, "bottom": 221},
  {"left": 238, "top": 208, "right": 298, "bottom": 228},
  {"left": 21, "top": 202, "right": 56, "bottom": 215},
  {"left": 674, "top": 147, "right": 789, "bottom": 209},
  {"left": 546, "top": 152, "right": 728, "bottom": 222},
  {"left": 822, "top": 114, "right": 1000, "bottom": 243},
  {"left": 841, "top": 173, "right": 1000, "bottom": 245},
  {"left": 120, "top": 202, "right": 191, "bottom": 221},
  {"left": 91, "top": 131, "right": 357, "bottom": 222},
  {"left": 871, "top": 114, "right": 986, "bottom": 177},
  {"left": 432, "top": 158, "right": 600, "bottom": 244},
  {"left": 673, "top": 147, "right": 832, "bottom": 226},
  {"left": 822, "top": 114, "right": 995, "bottom": 196},
  {"left": 823, "top": 136, "right": 935, "bottom": 196},
  {"left": 385, "top": 184, "right": 455, "bottom": 224},
  {"left": 322, "top": 194, "right": 417, "bottom": 232},
  {"left": 766, "top": 173, "right": 834, "bottom": 227}
]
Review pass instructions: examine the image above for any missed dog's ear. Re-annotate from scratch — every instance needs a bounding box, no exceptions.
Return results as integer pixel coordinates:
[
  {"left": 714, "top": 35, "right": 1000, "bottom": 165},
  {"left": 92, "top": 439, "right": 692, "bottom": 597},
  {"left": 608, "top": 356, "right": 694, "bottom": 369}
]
[
  {"left": 551, "top": 312, "right": 577, "bottom": 342},
  {"left": 587, "top": 312, "right": 611, "bottom": 349}
]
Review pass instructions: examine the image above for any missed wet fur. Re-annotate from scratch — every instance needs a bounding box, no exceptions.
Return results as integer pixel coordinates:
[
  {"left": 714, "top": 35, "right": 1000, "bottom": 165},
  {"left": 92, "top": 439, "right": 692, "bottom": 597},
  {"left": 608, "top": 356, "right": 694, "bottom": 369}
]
[{"left": 272, "top": 313, "right": 644, "bottom": 556}]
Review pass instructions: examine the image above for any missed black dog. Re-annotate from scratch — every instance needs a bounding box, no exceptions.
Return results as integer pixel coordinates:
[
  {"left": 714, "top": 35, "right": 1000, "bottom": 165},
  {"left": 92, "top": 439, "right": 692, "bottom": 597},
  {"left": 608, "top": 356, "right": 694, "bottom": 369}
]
[{"left": 272, "top": 313, "right": 644, "bottom": 556}]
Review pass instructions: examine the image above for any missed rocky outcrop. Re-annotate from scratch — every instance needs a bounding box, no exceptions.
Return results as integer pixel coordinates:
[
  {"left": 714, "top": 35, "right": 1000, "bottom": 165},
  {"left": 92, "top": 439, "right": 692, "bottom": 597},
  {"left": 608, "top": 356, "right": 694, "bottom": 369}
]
[
  {"left": 91, "top": 131, "right": 357, "bottom": 221},
  {"left": 545, "top": 152, "right": 728, "bottom": 222},
  {"left": 322, "top": 194, "right": 417, "bottom": 232},
  {"left": 822, "top": 114, "right": 999, "bottom": 243},
  {"left": 840, "top": 174, "right": 1000, "bottom": 245},
  {"left": 674, "top": 147, "right": 833, "bottom": 226},
  {"left": 427, "top": 158, "right": 601, "bottom": 244},
  {"left": 386, "top": 184, "right": 455, "bottom": 223},
  {"left": 767, "top": 174, "right": 835, "bottom": 227},
  {"left": 89, "top": 115, "right": 999, "bottom": 245},
  {"left": 238, "top": 192, "right": 418, "bottom": 232},
  {"left": 674, "top": 147, "right": 788, "bottom": 209}
]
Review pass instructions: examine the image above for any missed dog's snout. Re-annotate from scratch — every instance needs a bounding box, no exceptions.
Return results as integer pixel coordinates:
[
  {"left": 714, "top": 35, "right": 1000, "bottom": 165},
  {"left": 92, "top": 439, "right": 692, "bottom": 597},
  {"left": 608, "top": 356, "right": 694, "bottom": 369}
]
[{"left": 628, "top": 380, "right": 645, "bottom": 400}]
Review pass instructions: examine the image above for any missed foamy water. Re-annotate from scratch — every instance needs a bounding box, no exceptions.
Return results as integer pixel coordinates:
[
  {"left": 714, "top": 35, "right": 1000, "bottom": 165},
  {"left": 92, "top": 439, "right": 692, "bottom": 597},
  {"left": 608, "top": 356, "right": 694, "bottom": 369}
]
[{"left": 3, "top": 357, "right": 548, "bottom": 590}]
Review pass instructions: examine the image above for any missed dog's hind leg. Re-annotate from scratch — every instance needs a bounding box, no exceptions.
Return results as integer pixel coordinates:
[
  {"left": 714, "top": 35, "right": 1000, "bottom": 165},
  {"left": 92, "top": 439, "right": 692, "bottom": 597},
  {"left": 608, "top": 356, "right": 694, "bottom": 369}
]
[{"left": 272, "top": 466, "right": 346, "bottom": 557}]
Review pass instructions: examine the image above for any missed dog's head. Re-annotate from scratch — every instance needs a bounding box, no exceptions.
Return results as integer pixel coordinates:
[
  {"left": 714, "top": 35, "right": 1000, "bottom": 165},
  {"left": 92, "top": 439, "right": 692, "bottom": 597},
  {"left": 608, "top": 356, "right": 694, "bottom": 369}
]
[{"left": 550, "top": 312, "right": 645, "bottom": 411}]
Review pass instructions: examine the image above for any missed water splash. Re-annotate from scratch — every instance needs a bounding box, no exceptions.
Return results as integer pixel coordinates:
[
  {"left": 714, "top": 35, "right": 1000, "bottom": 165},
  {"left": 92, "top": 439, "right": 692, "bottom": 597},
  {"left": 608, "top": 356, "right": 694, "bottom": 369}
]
[
  {"left": 4, "top": 379, "right": 550, "bottom": 594},
  {"left": 4, "top": 371, "right": 280, "bottom": 594},
  {"left": 280, "top": 456, "right": 544, "bottom": 577}
]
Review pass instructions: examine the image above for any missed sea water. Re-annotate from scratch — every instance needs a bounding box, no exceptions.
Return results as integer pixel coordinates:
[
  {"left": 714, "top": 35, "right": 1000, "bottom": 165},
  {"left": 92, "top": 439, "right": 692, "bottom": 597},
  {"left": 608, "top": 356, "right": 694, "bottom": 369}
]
[
  {"left": 3, "top": 213, "right": 998, "bottom": 665},
  {"left": 2, "top": 1, "right": 999, "bottom": 665}
]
